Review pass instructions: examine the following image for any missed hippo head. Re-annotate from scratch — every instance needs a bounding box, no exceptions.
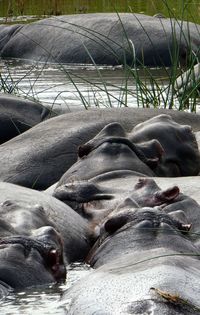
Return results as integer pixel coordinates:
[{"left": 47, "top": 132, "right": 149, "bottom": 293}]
[
  {"left": 87, "top": 208, "right": 193, "bottom": 268},
  {"left": 0, "top": 226, "right": 66, "bottom": 289},
  {"left": 130, "top": 114, "right": 200, "bottom": 176},
  {"left": 57, "top": 122, "right": 158, "bottom": 186},
  {"left": 127, "top": 178, "right": 180, "bottom": 208}
]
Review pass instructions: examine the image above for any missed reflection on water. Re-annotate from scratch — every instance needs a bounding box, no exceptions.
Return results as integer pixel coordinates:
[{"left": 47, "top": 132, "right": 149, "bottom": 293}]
[
  {"left": 0, "top": 263, "right": 92, "bottom": 315},
  {"left": 0, "top": 59, "right": 178, "bottom": 110}
]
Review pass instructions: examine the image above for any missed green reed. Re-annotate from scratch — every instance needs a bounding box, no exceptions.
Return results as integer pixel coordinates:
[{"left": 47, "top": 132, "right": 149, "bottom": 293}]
[{"left": 0, "top": 0, "right": 199, "bottom": 111}]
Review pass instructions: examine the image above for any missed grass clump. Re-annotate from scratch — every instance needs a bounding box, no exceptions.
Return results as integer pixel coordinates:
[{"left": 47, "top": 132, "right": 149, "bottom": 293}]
[{"left": 0, "top": 1, "right": 199, "bottom": 112}]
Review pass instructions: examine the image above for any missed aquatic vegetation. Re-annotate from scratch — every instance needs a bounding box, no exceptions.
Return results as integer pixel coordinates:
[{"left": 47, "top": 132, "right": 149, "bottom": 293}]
[{"left": 0, "top": 1, "right": 199, "bottom": 112}]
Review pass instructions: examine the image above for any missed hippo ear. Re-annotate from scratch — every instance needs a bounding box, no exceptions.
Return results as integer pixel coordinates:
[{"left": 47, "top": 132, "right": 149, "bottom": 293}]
[
  {"left": 134, "top": 139, "right": 164, "bottom": 169},
  {"left": 155, "top": 186, "right": 180, "bottom": 202},
  {"left": 104, "top": 214, "right": 129, "bottom": 234},
  {"left": 94, "top": 122, "right": 126, "bottom": 138},
  {"left": 78, "top": 122, "right": 126, "bottom": 158}
]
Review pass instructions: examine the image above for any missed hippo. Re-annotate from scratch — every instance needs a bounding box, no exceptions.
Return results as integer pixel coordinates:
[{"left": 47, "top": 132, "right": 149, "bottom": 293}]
[
  {"left": 62, "top": 208, "right": 200, "bottom": 314},
  {"left": 0, "top": 225, "right": 66, "bottom": 298},
  {"left": 0, "top": 182, "right": 93, "bottom": 263},
  {"left": 0, "top": 93, "right": 54, "bottom": 143},
  {"left": 0, "top": 13, "right": 199, "bottom": 66},
  {"left": 0, "top": 108, "right": 199, "bottom": 190},
  {"left": 56, "top": 122, "right": 156, "bottom": 186}
]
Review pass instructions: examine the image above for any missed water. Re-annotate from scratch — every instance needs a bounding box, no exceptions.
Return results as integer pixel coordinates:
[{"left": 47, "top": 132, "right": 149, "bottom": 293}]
[
  {"left": 0, "top": 263, "right": 92, "bottom": 315},
  {"left": 1, "top": 59, "right": 182, "bottom": 110}
]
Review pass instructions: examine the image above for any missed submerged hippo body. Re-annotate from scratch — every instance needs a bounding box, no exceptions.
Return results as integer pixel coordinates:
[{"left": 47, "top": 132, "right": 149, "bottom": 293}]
[
  {"left": 63, "top": 209, "right": 200, "bottom": 314},
  {"left": 0, "top": 13, "right": 200, "bottom": 66},
  {"left": 0, "top": 94, "right": 53, "bottom": 144}
]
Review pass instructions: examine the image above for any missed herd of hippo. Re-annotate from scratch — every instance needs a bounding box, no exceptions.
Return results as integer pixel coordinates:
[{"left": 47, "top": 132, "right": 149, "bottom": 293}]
[
  {"left": 0, "top": 11, "right": 200, "bottom": 315},
  {"left": 0, "top": 92, "right": 200, "bottom": 314}
]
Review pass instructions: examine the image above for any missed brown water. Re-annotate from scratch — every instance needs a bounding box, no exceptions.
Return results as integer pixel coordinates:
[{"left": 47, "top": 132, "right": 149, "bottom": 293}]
[{"left": 0, "top": 0, "right": 199, "bottom": 24}]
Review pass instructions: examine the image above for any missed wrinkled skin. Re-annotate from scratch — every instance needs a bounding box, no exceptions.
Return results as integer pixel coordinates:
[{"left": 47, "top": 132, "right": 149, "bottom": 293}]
[
  {"left": 57, "top": 122, "right": 156, "bottom": 186},
  {"left": 54, "top": 116, "right": 200, "bottom": 225},
  {"left": 130, "top": 114, "right": 200, "bottom": 176},
  {"left": 0, "top": 94, "right": 54, "bottom": 144},
  {"left": 54, "top": 173, "right": 200, "bottom": 244},
  {"left": 63, "top": 209, "right": 200, "bottom": 314},
  {"left": 0, "top": 14, "right": 199, "bottom": 66},
  {"left": 0, "top": 182, "right": 92, "bottom": 263},
  {"left": 0, "top": 108, "right": 199, "bottom": 190},
  {"left": 54, "top": 176, "right": 180, "bottom": 224},
  {"left": 56, "top": 115, "right": 200, "bottom": 187},
  {"left": 0, "top": 226, "right": 66, "bottom": 291},
  {"left": 87, "top": 208, "right": 195, "bottom": 267}
]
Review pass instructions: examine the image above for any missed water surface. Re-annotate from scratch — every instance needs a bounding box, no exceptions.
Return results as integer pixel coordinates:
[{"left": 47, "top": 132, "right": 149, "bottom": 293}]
[
  {"left": 0, "top": 263, "right": 91, "bottom": 315},
  {"left": 1, "top": 59, "right": 183, "bottom": 110}
]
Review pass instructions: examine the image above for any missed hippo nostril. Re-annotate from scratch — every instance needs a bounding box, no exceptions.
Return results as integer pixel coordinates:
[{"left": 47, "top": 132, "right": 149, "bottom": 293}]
[
  {"left": 47, "top": 248, "right": 66, "bottom": 281},
  {"left": 180, "top": 223, "right": 192, "bottom": 233},
  {"left": 48, "top": 249, "right": 59, "bottom": 267}
]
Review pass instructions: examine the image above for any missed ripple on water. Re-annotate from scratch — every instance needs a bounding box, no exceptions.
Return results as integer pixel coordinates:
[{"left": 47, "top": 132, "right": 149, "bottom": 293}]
[
  {"left": 0, "top": 263, "right": 92, "bottom": 315},
  {"left": 0, "top": 59, "right": 181, "bottom": 109}
]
